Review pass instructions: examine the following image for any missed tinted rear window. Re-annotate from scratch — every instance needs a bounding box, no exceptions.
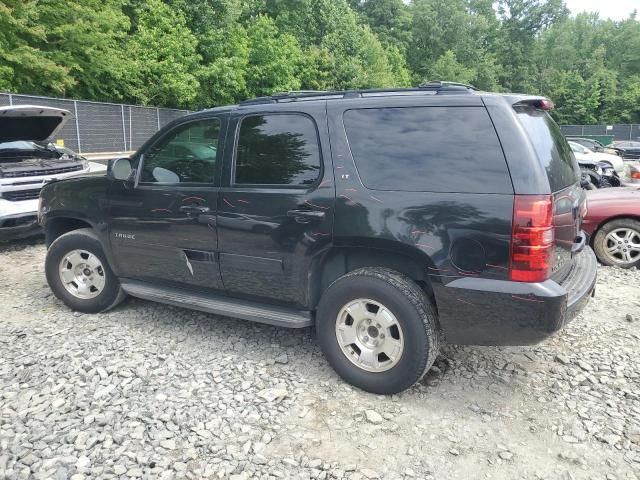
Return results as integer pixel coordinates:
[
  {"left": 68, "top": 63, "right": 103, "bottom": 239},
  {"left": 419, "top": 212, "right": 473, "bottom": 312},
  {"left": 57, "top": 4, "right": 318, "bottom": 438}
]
[
  {"left": 343, "top": 106, "right": 512, "bottom": 193},
  {"left": 516, "top": 110, "right": 579, "bottom": 192},
  {"left": 234, "top": 114, "right": 321, "bottom": 186}
]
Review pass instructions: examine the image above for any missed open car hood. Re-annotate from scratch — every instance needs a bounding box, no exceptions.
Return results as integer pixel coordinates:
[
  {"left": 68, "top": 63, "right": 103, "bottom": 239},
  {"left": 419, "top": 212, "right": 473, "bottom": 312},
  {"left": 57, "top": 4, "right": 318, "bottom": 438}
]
[{"left": 0, "top": 105, "right": 71, "bottom": 143}]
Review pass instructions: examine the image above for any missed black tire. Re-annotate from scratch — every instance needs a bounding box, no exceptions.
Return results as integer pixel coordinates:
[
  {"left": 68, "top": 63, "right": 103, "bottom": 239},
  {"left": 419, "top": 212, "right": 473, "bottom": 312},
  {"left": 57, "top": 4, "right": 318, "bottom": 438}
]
[
  {"left": 593, "top": 219, "right": 640, "bottom": 269},
  {"left": 45, "top": 228, "right": 126, "bottom": 313},
  {"left": 316, "top": 267, "right": 440, "bottom": 394}
]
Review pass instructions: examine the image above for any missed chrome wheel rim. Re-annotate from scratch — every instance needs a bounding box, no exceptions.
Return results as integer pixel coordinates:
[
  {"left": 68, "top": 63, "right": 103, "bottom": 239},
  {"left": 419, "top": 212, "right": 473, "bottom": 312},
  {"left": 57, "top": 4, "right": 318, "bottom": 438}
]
[
  {"left": 58, "top": 249, "right": 106, "bottom": 299},
  {"left": 604, "top": 228, "right": 640, "bottom": 265},
  {"left": 335, "top": 298, "right": 404, "bottom": 373}
]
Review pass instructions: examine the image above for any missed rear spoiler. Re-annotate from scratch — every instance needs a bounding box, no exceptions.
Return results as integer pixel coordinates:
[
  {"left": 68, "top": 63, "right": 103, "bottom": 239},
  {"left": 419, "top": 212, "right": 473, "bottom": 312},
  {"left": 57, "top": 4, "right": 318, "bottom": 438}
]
[{"left": 512, "top": 97, "right": 555, "bottom": 111}]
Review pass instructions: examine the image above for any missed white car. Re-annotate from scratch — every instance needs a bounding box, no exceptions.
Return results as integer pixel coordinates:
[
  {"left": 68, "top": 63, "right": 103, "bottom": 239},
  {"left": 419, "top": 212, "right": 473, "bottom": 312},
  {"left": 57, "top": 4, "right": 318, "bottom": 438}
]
[
  {"left": 568, "top": 141, "right": 624, "bottom": 173},
  {"left": 0, "top": 105, "right": 105, "bottom": 241}
]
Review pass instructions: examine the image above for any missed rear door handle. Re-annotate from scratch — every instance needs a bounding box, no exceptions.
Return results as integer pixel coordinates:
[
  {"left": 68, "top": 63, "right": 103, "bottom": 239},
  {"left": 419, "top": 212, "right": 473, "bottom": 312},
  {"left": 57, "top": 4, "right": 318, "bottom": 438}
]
[
  {"left": 180, "top": 205, "right": 210, "bottom": 214},
  {"left": 287, "top": 209, "right": 325, "bottom": 223}
]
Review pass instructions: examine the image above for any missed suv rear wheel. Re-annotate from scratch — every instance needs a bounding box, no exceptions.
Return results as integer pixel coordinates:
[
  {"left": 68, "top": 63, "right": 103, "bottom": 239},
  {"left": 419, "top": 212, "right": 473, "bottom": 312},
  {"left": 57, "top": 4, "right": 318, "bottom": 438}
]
[
  {"left": 45, "top": 228, "right": 125, "bottom": 313},
  {"left": 316, "top": 267, "right": 439, "bottom": 394}
]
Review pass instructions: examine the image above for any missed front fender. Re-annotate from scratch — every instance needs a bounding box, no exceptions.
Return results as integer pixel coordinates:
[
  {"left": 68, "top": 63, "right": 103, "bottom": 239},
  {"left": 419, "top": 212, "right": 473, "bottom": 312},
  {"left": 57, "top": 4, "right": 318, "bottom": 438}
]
[{"left": 40, "top": 176, "right": 119, "bottom": 274}]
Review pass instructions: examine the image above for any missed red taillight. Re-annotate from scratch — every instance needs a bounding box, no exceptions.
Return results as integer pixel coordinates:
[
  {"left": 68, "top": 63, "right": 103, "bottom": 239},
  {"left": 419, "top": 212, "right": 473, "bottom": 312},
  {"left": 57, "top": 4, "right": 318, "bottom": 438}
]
[
  {"left": 631, "top": 170, "right": 640, "bottom": 180},
  {"left": 510, "top": 195, "right": 554, "bottom": 282}
]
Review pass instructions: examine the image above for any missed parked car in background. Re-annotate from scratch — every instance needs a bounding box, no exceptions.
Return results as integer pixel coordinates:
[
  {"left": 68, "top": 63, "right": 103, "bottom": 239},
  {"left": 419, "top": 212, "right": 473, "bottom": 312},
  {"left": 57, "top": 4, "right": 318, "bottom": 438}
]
[
  {"left": 568, "top": 141, "right": 621, "bottom": 188},
  {"left": 0, "top": 106, "right": 105, "bottom": 241},
  {"left": 612, "top": 140, "right": 640, "bottom": 160},
  {"left": 568, "top": 141, "right": 624, "bottom": 173},
  {"left": 567, "top": 137, "right": 622, "bottom": 157},
  {"left": 583, "top": 187, "right": 640, "bottom": 268},
  {"left": 39, "top": 86, "right": 597, "bottom": 394}
]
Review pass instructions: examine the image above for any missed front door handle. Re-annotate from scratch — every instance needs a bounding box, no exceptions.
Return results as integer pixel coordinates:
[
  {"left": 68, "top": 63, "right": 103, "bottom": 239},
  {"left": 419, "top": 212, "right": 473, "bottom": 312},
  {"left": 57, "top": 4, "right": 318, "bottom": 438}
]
[
  {"left": 180, "top": 205, "right": 210, "bottom": 214},
  {"left": 287, "top": 209, "right": 326, "bottom": 224}
]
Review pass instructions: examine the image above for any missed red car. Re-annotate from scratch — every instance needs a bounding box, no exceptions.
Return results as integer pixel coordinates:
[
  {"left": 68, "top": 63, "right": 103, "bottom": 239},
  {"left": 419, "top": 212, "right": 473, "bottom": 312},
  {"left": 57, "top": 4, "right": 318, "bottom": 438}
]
[{"left": 582, "top": 187, "right": 640, "bottom": 268}]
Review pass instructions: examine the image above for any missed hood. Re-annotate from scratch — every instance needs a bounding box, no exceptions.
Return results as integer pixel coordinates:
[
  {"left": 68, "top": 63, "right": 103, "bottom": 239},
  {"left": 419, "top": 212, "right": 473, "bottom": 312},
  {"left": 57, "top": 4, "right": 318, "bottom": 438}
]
[{"left": 0, "top": 105, "right": 71, "bottom": 143}]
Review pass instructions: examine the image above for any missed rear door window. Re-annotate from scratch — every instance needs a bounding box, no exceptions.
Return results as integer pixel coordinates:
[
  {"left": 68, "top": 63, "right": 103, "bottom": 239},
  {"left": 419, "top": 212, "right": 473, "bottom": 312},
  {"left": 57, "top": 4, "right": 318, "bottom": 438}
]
[
  {"left": 516, "top": 110, "right": 579, "bottom": 192},
  {"left": 343, "top": 106, "right": 512, "bottom": 193},
  {"left": 234, "top": 114, "right": 321, "bottom": 187}
]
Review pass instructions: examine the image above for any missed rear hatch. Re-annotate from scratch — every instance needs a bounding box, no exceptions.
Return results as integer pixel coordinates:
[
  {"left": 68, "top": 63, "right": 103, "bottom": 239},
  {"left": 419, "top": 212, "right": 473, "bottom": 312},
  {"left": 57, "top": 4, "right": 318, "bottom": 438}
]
[{"left": 515, "top": 106, "right": 585, "bottom": 283}]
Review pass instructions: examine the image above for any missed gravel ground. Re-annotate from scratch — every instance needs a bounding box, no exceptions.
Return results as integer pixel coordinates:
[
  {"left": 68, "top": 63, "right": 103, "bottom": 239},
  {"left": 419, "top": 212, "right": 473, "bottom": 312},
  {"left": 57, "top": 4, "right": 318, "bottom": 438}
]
[{"left": 0, "top": 239, "right": 639, "bottom": 480}]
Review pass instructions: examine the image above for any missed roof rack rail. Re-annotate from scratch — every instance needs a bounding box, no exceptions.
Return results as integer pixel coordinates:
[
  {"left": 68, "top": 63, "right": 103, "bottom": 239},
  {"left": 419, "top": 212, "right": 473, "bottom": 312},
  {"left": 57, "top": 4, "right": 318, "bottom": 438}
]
[
  {"left": 272, "top": 90, "right": 328, "bottom": 97},
  {"left": 238, "top": 81, "right": 478, "bottom": 106},
  {"left": 419, "top": 80, "right": 479, "bottom": 91}
]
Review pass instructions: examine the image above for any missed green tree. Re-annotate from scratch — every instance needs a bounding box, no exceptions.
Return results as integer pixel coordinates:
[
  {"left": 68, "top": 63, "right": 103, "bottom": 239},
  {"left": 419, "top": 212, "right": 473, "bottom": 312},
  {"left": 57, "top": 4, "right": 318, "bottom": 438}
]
[
  {"left": 35, "top": 0, "right": 132, "bottom": 101},
  {"left": 429, "top": 51, "right": 476, "bottom": 85},
  {"left": 126, "top": 0, "right": 200, "bottom": 108},
  {"left": 0, "top": 1, "right": 72, "bottom": 94},
  {"left": 1, "top": 0, "right": 640, "bottom": 125},
  {"left": 0, "top": 0, "right": 131, "bottom": 100},
  {"left": 496, "top": 0, "right": 569, "bottom": 92},
  {"left": 616, "top": 75, "right": 640, "bottom": 123},
  {"left": 408, "top": 0, "right": 499, "bottom": 88},
  {"left": 352, "top": 0, "right": 413, "bottom": 51},
  {"left": 544, "top": 70, "right": 599, "bottom": 124},
  {"left": 245, "top": 15, "right": 303, "bottom": 96}
]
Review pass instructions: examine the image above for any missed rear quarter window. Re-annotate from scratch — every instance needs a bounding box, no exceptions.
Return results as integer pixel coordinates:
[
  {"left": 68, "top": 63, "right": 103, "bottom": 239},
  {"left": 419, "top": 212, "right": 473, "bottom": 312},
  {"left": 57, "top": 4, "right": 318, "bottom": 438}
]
[
  {"left": 516, "top": 110, "right": 579, "bottom": 192},
  {"left": 343, "top": 106, "right": 512, "bottom": 193}
]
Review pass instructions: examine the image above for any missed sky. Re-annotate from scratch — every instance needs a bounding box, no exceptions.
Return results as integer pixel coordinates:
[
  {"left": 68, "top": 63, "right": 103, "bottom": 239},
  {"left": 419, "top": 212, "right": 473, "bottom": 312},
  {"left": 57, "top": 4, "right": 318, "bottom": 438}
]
[{"left": 564, "top": 0, "right": 638, "bottom": 20}]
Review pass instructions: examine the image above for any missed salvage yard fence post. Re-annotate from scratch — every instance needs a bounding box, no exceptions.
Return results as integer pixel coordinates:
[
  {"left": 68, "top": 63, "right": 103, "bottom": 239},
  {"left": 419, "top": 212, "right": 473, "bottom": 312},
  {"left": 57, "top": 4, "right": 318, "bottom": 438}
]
[{"left": 73, "top": 100, "right": 82, "bottom": 154}]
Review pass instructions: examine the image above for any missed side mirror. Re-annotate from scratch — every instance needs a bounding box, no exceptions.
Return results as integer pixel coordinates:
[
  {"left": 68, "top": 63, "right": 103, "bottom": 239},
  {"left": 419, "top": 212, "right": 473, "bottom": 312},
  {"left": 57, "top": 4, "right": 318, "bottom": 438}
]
[{"left": 108, "top": 157, "right": 137, "bottom": 185}]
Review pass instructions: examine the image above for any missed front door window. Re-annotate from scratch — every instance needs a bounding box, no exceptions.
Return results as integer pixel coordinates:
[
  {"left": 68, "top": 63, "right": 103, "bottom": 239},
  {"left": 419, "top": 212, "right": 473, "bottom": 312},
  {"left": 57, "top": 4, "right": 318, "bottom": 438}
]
[{"left": 141, "top": 119, "right": 221, "bottom": 184}]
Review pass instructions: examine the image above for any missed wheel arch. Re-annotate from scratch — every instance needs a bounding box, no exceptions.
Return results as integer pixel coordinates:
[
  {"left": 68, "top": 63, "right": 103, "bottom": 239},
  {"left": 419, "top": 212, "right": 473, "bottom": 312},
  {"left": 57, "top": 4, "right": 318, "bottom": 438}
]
[
  {"left": 308, "top": 240, "right": 438, "bottom": 311},
  {"left": 44, "top": 216, "right": 97, "bottom": 247}
]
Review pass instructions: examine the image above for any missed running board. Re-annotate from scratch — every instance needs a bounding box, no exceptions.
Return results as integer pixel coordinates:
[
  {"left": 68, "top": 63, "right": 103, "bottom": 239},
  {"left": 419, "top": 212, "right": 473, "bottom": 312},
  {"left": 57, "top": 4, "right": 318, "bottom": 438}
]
[{"left": 120, "top": 280, "right": 313, "bottom": 329}]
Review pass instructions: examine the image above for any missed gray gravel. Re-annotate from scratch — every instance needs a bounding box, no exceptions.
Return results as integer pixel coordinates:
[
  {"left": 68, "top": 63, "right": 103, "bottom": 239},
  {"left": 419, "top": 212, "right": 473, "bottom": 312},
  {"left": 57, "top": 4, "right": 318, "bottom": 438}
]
[{"left": 0, "top": 239, "right": 639, "bottom": 480}]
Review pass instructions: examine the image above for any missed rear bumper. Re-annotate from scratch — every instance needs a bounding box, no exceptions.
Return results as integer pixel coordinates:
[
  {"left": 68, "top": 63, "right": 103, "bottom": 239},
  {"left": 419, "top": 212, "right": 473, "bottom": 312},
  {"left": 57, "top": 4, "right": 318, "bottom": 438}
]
[{"left": 434, "top": 246, "right": 598, "bottom": 346}]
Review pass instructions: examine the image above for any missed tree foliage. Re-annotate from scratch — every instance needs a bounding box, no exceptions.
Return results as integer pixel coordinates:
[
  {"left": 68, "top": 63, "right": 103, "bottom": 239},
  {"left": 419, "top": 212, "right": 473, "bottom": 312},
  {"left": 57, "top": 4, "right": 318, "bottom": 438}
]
[{"left": 0, "top": 0, "right": 639, "bottom": 123}]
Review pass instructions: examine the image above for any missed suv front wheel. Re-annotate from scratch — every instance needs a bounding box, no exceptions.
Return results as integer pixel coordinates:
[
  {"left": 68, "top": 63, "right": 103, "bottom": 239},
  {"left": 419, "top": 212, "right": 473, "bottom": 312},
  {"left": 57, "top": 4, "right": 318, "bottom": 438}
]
[
  {"left": 45, "top": 228, "right": 126, "bottom": 313},
  {"left": 316, "top": 267, "right": 440, "bottom": 394}
]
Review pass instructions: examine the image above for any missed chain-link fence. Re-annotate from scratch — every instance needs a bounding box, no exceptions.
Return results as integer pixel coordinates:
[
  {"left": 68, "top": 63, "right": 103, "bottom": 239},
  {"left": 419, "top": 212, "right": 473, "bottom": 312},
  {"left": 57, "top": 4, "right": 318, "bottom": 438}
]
[
  {"left": 560, "top": 124, "right": 640, "bottom": 142},
  {"left": 0, "top": 92, "right": 189, "bottom": 154}
]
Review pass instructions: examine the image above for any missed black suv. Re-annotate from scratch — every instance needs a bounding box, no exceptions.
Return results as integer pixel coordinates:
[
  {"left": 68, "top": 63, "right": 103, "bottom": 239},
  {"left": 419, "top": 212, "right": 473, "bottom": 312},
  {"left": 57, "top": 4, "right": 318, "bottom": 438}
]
[{"left": 39, "top": 84, "right": 597, "bottom": 394}]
